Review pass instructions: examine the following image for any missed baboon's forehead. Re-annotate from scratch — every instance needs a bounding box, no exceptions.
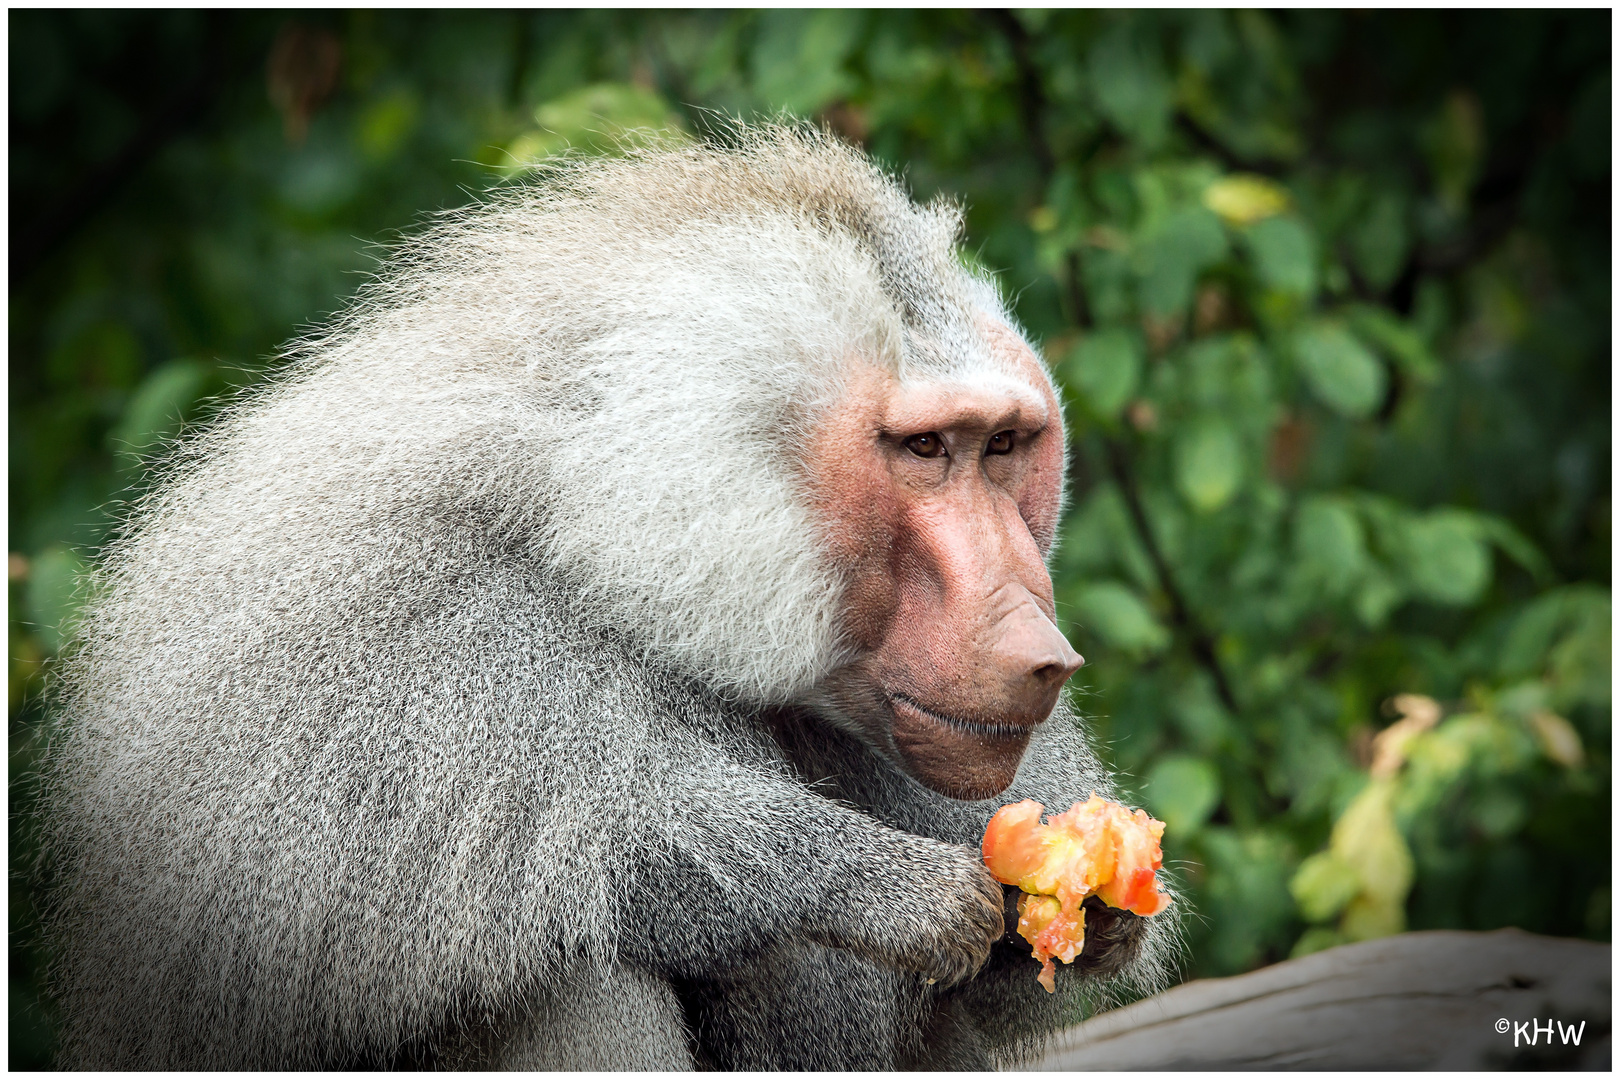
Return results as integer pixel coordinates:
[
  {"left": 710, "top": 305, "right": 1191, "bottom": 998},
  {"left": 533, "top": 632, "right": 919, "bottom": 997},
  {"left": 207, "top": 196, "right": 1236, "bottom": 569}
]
[
  {"left": 895, "top": 317, "right": 1055, "bottom": 408},
  {"left": 886, "top": 292, "right": 1050, "bottom": 390}
]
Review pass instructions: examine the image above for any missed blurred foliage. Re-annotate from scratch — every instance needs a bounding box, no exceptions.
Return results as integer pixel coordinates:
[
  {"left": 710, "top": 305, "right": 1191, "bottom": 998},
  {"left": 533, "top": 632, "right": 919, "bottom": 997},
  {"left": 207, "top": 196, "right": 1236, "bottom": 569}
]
[{"left": 8, "top": 10, "right": 1610, "bottom": 1067}]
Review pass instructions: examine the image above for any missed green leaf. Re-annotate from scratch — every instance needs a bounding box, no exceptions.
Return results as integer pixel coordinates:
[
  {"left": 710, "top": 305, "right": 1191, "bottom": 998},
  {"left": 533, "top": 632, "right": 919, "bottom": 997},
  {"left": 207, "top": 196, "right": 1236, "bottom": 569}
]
[
  {"left": 1402, "top": 509, "right": 1492, "bottom": 607},
  {"left": 1244, "top": 215, "right": 1317, "bottom": 298},
  {"left": 1547, "top": 606, "right": 1611, "bottom": 712},
  {"left": 1352, "top": 569, "right": 1405, "bottom": 628},
  {"left": 1197, "top": 826, "right": 1301, "bottom": 973},
  {"left": 751, "top": 9, "right": 862, "bottom": 116},
  {"left": 23, "top": 546, "right": 89, "bottom": 654},
  {"left": 1294, "top": 322, "right": 1387, "bottom": 418},
  {"left": 1070, "top": 581, "right": 1171, "bottom": 656},
  {"left": 1064, "top": 329, "right": 1142, "bottom": 418},
  {"left": 1348, "top": 189, "right": 1410, "bottom": 292},
  {"left": 1059, "top": 487, "right": 1156, "bottom": 589},
  {"left": 507, "top": 83, "right": 685, "bottom": 167},
  {"left": 1138, "top": 205, "right": 1228, "bottom": 316},
  {"left": 1291, "top": 926, "right": 1349, "bottom": 958},
  {"left": 1498, "top": 590, "right": 1583, "bottom": 680},
  {"left": 1468, "top": 514, "right": 1551, "bottom": 584},
  {"left": 1294, "top": 496, "right": 1365, "bottom": 595},
  {"left": 107, "top": 359, "right": 215, "bottom": 464},
  {"left": 1496, "top": 585, "right": 1611, "bottom": 708},
  {"left": 1173, "top": 417, "right": 1242, "bottom": 512},
  {"left": 1143, "top": 755, "right": 1221, "bottom": 836},
  {"left": 1469, "top": 788, "right": 1528, "bottom": 839},
  {"left": 1089, "top": 29, "right": 1173, "bottom": 149},
  {"left": 1346, "top": 304, "right": 1440, "bottom": 385}
]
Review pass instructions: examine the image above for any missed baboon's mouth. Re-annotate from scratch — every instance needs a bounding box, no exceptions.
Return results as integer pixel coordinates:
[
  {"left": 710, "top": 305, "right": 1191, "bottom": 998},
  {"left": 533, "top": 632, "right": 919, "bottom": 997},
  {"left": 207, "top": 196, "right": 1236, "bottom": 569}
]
[{"left": 888, "top": 693, "right": 1032, "bottom": 741}]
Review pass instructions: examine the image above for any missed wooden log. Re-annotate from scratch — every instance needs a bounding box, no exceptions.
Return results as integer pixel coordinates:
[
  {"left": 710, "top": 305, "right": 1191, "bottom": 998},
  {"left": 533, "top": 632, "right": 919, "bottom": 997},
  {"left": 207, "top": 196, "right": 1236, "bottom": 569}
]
[{"left": 1034, "top": 928, "right": 1610, "bottom": 1070}]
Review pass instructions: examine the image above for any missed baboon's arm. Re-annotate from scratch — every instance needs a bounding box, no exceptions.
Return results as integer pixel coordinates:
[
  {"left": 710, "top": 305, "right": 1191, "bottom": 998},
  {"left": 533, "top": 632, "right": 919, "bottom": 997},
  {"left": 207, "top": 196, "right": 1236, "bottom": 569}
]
[{"left": 614, "top": 749, "right": 1004, "bottom": 988}]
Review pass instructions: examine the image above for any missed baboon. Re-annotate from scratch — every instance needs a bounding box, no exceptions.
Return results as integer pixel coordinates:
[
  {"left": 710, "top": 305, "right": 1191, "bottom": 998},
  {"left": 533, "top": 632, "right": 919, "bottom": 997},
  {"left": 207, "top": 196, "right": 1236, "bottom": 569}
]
[{"left": 40, "top": 126, "right": 1176, "bottom": 1069}]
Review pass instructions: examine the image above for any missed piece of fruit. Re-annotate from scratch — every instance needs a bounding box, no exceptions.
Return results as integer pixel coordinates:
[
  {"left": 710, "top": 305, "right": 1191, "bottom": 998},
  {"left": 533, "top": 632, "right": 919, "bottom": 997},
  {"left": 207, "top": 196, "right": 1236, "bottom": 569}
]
[{"left": 982, "top": 794, "right": 1171, "bottom": 992}]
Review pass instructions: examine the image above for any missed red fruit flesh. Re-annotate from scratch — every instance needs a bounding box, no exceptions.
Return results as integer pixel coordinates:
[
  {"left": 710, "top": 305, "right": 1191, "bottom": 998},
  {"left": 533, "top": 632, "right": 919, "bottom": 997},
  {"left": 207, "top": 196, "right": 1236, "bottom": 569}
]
[{"left": 982, "top": 794, "right": 1171, "bottom": 991}]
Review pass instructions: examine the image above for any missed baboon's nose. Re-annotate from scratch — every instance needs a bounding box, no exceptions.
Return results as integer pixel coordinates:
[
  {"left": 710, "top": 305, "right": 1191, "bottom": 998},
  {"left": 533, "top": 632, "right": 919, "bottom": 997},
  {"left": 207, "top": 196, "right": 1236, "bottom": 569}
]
[{"left": 991, "top": 590, "right": 1084, "bottom": 712}]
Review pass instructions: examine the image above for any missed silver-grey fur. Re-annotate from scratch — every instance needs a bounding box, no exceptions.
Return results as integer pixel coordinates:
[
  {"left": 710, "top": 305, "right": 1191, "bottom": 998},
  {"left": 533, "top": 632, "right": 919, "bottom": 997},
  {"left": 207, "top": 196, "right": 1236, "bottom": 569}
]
[{"left": 40, "top": 125, "right": 1177, "bottom": 1069}]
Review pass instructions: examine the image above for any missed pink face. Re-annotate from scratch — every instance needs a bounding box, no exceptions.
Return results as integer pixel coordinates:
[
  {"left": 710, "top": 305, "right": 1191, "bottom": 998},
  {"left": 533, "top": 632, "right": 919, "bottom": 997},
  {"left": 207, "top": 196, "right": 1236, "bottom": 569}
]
[{"left": 807, "top": 321, "right": 1084, "bottom": 800}]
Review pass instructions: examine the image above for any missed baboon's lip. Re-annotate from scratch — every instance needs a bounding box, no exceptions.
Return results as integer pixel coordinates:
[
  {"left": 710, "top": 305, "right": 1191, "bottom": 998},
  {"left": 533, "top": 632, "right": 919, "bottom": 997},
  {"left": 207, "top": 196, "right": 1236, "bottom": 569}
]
[{"left": 887, "top": 692, "right": 1035, "bottom": 741}]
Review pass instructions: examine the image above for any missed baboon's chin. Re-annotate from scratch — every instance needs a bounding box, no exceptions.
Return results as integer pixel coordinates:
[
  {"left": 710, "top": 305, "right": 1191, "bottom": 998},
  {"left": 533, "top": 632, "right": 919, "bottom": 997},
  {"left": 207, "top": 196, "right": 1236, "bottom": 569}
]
[
  {"left": 907, "top": 763, "right": 1024, "bottom": 802},
  {"left": 887, "top": 695, "right": 1034, "bottom": 801}
]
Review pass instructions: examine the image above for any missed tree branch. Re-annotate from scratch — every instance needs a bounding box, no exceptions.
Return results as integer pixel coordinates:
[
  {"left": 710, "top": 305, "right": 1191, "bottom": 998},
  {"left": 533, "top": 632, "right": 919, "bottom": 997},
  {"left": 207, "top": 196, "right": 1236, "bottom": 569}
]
[
  {"left": 985, "top": 9, "right": 1053, "bottom": 177},
  {"left": 1103, "top": 438, "right": 1241, "bottom": 714}
]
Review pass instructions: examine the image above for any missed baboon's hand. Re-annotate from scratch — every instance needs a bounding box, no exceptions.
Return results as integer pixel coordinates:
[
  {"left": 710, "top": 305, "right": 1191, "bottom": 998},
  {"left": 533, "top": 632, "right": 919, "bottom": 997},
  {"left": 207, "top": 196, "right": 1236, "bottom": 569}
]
[
  {"left": 812, "top": 840, "right": 1004, "bottom": 988},
  {"left": 893, "top": 854, "right": 1005, "bottom": 987}
]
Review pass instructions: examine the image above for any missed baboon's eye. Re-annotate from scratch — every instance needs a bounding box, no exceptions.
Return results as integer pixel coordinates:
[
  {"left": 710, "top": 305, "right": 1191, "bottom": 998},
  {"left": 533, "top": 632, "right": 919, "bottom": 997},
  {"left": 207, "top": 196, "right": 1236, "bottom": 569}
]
[
  {"left": 986, "top": 431, "right": 1015, "bottom": 455},
  {"left": 904, "top": 432, "right": 947, "bottom": 459}
]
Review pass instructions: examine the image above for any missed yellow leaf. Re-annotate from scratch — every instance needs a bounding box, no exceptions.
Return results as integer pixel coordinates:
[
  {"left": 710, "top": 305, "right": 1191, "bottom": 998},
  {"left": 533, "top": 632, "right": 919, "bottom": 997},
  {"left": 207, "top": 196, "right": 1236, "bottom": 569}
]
[
  {"left": 1370, "top": 694, "right": 1442, "bottom": 779},
  {"left": 1203, "top": 174, "right": 1290, "bottom": 226},
  {"left": 1330, "top": 780, "right": 1413, "bottom": 913},
  {"left": 1340, "top": 893, "right": 1406, "bottom": 942},
  {"left": 1529, "top": 709, "right": 1585, "bottom": 768}
]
